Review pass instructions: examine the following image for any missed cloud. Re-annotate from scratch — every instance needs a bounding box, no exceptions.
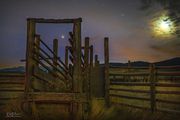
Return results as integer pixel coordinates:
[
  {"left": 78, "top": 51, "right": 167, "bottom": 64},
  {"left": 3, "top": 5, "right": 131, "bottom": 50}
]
[{"left": 150, "top": 38, "right": 180, "bottom": 56}]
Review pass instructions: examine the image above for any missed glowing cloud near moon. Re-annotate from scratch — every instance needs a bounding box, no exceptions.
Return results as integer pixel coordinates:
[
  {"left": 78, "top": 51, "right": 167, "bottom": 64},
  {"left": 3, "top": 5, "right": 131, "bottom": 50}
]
[{"left": 151, "top": 14, "right": 175, "bottom": 38}]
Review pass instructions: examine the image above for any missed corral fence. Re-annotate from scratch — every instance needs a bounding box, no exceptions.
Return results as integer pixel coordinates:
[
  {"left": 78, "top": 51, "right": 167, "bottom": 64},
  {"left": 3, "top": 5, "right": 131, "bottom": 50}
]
[{"left": 104, "top": 39, "right": 180, "bottom": 114}]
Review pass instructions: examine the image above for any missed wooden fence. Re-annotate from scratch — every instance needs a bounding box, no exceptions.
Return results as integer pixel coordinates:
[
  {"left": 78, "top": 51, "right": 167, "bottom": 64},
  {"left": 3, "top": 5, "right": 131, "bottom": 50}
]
[
  {"left": 105, "top": 63, "right": 180, "bottom": 114},
  {"left": 0, "top": 73, "right": 25, "bottom": 110},
  {"left": 103, "top": 38, "right": 180, "bottom": 114}
]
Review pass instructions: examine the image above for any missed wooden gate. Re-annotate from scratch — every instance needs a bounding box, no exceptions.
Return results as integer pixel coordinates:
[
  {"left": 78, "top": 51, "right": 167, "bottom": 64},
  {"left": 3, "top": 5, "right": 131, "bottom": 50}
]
[{"left": 24, "top": 18, "right": 92, "bottom": 120}]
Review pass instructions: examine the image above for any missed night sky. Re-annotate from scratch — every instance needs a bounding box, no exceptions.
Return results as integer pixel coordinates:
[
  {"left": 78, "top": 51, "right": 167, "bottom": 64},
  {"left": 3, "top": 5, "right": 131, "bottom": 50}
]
[{"left": 0, "top": 0, "right": 179, "bottom": 68}]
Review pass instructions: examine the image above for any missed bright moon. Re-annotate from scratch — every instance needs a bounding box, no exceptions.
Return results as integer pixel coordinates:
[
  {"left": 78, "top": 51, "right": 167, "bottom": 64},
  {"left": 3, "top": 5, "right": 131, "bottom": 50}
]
[
  {"left": 160, "top": 20, "right": 170, "bottom": 32},
  {"left": 151, "top": 14, "right": 175, "bottom": 38}
]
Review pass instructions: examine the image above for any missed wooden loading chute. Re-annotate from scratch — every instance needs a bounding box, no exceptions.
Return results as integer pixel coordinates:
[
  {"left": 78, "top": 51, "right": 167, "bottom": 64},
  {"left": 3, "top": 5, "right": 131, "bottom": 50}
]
[{"left": 25, "top": 18, "right": 94, "bottom": 120}]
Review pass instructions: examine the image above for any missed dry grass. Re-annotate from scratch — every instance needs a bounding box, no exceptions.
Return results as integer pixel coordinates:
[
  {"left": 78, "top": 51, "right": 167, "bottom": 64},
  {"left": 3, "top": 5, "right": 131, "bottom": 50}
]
[{"left": 90, "top": 98, "right": 180, "bottom": 120}]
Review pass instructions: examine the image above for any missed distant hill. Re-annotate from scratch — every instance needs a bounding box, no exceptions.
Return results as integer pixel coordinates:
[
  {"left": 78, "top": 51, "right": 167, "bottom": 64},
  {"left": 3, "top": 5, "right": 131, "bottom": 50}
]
[
  {"left": 154, "top": 57, "right": 180, "bottom": 66},
  {"left": 0, "top": 66, "right": 25, "bottom": 73},
  {"left": 104, "top": 57, "right": 180, "bottom": 67},
  {"left": 0, "top": 57, "right": 179, "bottom": 72}
]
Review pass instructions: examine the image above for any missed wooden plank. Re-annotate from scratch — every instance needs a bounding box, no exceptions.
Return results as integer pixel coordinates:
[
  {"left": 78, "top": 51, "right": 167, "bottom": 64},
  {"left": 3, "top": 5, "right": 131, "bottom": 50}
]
[
  {"left": 110, "top": 82, "right": 150, "bottom": 86},
  {"left": 156, "top": 90, "right": 180, "bottom": 94},
  {"left": 109, "top": 66, "right": 149, "bottom": 69},
  {"left": 156, "top": 99, "right": 180, "bottom": 105},
  {"left": 0, "top": 87, "right": 24, "bottom": 92},
  {"left": 109, "top": 73, "right": 149, "bottom": 76},
  {"left": 28, "top": 92, "right": 75, "bottom": 102},
  {"left": 0, "top": 80, "right": 24, "bottom": 84},
  {"left": 156, "top": 65, "right": 180, "bottom": 69},
  {"left": 111, "top": 102, "right": 150, "bottom": 110},
  {"left": 0, "top": 73, "right": 24, "bottom": 77},
  {"left": 156, "top": 108, "right": 180, "bottom": 114},
  {"left": 109, "top": 88, "right": 150, "bottom": 93},
  {"left": 157, "top": 72, "right": 180, "bottom": 76},
  {"left": 27, "top": 18, "right": 82, "bottom": 24},
  {"left": 110, "top": 94, "right": 150, "bottom": 101},
  {"left": 155, "top": 83, "right": 180, "bottom": 87}
]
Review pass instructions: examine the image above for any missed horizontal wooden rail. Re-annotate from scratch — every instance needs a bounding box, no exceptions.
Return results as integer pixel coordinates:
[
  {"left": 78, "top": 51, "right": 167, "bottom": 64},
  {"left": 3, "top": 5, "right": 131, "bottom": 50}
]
[
  {"left": 157, "top": 72, "right": 180, "bottom": 76},
  {"left": 156, "top": 90, "right": 180, "bottom": 94},
  {"left": 155, "top": 83, "right": 180, "bottom": 87},
  {"left": 156, "top": 99, "right": 180, "bottom": 105},
  {"left": 109, "top": 88, "right": 150, "bottom": 93},
  {"left": 109, "top": 73, "right": 149, "bottom": 76},
  {"left": 110, "top": 94, "right": 150, "bottom": 101},
  {"left": 0, "top": 88, "right": 24, "bottom": 92},
  {"left": 111, "top": 102, "right": 150, "bottom": 110},
  {"left": 156, "top": 108, "right": 180, "bottom": 114},
  {"left": 0, "top": 74, "right": 24, "bottom": 77},
  {"left": 110, "top": 66, "right": 149, "bottom": 69},
  {"left": 0, "top": 80, "right": 24, "bottom": 84},
  {"left": 110, "top": 81, "right": 151, "bottom": 86},
  {"left": 156, "top": 65, "right": 180, "bottom": 69},
  {"left": 27, "top": 18, "right": 82, "bottom": 23}
]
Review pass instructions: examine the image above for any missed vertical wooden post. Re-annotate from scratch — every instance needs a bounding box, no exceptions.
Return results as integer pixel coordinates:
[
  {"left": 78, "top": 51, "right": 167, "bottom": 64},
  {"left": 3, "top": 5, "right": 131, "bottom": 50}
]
[
  {"left": 65, "top": 46, "right": 69, "bottom": 68},
  {"left": 89, "top": 45, "right": 93, "bottom": 99},
  {"left": 25, "top": 18, "right": 36, "bottom": 115},
  {"left": 128, "top": 60, "right": 131, "bottom": 70},
  {"left": 53, "top": 39, "right": 58, "bottom": 75},
  {"left": 72, "top": 18, "right": 83, "bottom": 120},
  {"left": 90, "top": 45, "right": 93, "bottom": 68},
  {"left": 95, "top": 55, "right": 99, "bottom": 66},
  {"left": 127, "top": 60, "right": 131, "bottom": 81},
  {"left": 26, "top": 19, "right": 36, "bottom": 93},
  {"left": 73, "top": 18, "right": 82, "bottom": 93},
  {"left": 84, "top": 37, "right": 90, "bottom": 94},
  {"left": 150, "top": 64, "right": 156, "bottom": 113},
  {"left": 84, "top": 37, "right": 90, "bottom": 119},
  {"left": 104, "top": 37, "right": 110, "bottom": 107}
]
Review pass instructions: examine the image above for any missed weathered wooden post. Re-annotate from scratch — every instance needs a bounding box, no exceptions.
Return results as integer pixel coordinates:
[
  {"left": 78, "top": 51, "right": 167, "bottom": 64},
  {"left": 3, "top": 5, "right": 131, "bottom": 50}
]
[
  {"left": 25, "top": 19, "right": 36, "bottom": 116},
  {"left": 89, "top": 45, "right": 93, "bottom": 98},
  {"left": 104, "top": 37, "right": 110, "bottom": 107},
  {"left": 84, "top": 37, "right": 90, "bottom": 97},
  {"left": 95, "top": 55, "right": 99, "bottom": 66},
  {"left": 84, "top": 37, "right": 90, "bottom": 119},
  {"left": 26, "top": 18, "right": 36, "bottom": 93},
  {"left": 149, "top": 64, "right": 156, "bottom": 113},
  {"left": 72, "top": 18, "right": 84, "bottom": 120},
  {"left": 90, "top": 45, "right": 93, "bottom": 68},
  {"left": 53, "top": 38, "right": 58, "bottom": 75}
]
